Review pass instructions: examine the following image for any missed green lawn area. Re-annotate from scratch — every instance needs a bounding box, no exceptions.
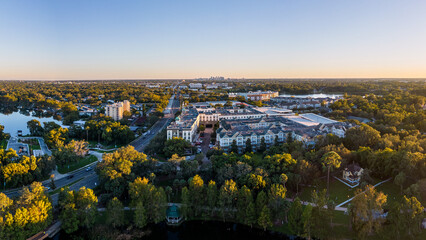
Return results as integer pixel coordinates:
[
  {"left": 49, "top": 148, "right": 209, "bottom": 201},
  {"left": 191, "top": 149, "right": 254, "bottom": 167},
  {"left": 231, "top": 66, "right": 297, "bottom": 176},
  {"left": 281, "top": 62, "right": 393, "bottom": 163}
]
[
  {"left": 296, "top": 177, "right": 360, "bottom": 204},
  {"left": 57, "top": 155, "right": 98, "bottom": 174},
  {"left": 49, "top": 177, "right": 84, "bottom": 195}
]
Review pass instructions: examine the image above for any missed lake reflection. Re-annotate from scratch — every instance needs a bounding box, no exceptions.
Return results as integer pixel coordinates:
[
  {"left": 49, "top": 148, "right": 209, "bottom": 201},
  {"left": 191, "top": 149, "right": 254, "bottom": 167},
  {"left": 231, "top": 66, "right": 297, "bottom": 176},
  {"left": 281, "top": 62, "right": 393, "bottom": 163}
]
[
  {"left": 53, "top": 221, "right": 298, "bottom": 240},
  {"left": 0, "top": 112, "right": 63, "bottom": 136}
]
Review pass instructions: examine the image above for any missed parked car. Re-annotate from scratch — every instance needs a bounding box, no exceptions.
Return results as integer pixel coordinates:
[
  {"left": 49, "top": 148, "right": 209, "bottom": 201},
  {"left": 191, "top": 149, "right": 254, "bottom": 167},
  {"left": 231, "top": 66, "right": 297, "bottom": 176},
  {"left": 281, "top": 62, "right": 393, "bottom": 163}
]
[
  {"left": 86, "top": 167, "right": 92, "bottom": 172},
  {"left": 67, "top": 175, "right": 74, "bottom": 179}
]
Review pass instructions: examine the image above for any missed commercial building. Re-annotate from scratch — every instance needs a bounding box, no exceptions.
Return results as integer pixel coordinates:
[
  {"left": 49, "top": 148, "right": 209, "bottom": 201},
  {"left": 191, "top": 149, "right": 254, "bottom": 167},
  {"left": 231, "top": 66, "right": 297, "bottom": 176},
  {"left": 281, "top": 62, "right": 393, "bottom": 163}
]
[{"left": 105, "top": 100, "right": 130, "bottom": 121}]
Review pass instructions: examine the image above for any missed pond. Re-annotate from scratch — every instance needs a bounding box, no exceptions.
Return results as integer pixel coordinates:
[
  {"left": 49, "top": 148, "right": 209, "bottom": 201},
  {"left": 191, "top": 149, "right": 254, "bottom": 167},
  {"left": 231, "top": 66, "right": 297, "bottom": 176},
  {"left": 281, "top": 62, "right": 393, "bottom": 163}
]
[
  {"left": 0, "top": 111, "right": 63, "bottom": 136},
  {"left": 279, "top": 93, "right": 342, "bottom": 99},
  {"left": 51, "top": 221, "right": 300, "bottom": 240}
]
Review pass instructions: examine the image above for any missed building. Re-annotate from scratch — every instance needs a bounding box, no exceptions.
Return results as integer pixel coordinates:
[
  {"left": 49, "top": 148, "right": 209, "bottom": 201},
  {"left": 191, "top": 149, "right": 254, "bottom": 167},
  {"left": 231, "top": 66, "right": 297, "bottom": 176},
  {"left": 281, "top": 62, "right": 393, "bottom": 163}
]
[
  {"left": 189, "top": 83, "right": 203, "bottom": 89},
  {"left": 342, "top": 163, "right": 364, "bottom": 184},
  {"left": 229, "top": 91, "right": 279, "bottom": 101},
  {"left": 167, "top": 108, "right": 200, "bottom": 142},
  {"left": 216, "top": 113, "right": 352, "bottom": 152},
  {"left": 105, "top": 100, "right": 131, "bottom": 121}
]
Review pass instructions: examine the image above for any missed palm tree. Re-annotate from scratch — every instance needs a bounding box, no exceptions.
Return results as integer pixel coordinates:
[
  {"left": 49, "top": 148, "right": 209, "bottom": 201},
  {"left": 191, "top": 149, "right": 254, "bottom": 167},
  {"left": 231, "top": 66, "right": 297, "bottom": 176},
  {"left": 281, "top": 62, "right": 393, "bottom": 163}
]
[{"left": 321, "top": 151, "right": 342, "bottom": 196}]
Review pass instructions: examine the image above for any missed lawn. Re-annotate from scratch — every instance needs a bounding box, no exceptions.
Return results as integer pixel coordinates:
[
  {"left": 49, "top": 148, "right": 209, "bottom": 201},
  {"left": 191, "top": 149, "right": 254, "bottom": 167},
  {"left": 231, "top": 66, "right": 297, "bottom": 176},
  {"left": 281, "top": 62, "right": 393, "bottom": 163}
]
[
  {"left": 57, "top": 155, "right": 98, "bottom": 174},
  {"left": 49, "top": 177, "right": 84, "bottom": 195},
  {"left": 296, "top": 177, "right": 360, "bottom": 204}
]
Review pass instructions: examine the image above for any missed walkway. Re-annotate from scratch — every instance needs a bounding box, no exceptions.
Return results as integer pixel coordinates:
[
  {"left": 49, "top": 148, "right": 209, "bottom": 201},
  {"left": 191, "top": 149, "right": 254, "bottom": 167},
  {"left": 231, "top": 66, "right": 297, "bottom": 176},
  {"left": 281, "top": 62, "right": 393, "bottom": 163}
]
[{"left": 335, "top": 178, "right": 391, "bottom": 208}]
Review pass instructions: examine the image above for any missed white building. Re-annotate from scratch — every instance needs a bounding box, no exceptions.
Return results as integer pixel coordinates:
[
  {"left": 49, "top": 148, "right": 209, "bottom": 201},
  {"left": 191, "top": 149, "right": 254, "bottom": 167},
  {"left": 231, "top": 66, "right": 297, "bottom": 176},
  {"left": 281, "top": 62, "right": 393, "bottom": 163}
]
[
  {"left": 229, "top": 91, "right": 279, "bottom": 101},
  {"left": 167, "top": 108, "right": 200, "bottom": 142},
  {"left": 105, "top": 100, "right": 131, "bottom": 121},
  {"left": 189, "top": 83, "right": 203, "bottom": 89}
]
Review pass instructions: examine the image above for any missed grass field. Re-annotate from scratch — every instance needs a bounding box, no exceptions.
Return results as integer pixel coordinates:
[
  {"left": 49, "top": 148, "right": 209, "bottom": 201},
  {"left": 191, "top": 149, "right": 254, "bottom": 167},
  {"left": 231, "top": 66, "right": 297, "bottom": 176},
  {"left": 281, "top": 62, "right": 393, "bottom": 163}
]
[
  {"left": 57, "top": 155, "right": 98, "bottom": 174},
  {"left": 297, "top": 177, "right": 360, "bottom": 204}
]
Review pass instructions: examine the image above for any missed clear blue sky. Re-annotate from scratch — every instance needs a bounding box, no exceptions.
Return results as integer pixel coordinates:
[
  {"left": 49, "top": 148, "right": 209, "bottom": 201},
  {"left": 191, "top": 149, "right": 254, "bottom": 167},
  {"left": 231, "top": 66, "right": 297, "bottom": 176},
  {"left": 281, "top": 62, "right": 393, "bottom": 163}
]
[{"left": 1, "top": 0, "right": 426, "bottom": 79}]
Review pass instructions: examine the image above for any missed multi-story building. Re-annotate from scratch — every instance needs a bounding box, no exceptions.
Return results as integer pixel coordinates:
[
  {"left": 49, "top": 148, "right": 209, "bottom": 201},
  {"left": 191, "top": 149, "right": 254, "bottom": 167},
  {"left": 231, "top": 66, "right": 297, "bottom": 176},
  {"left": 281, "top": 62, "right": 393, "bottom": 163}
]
[
  {"left": 167, "top": 108, "right": 200, "bottom": 142},
  {"left": 216, "top": 113, "right": 352, "bottom": 152},
  {"left": 229, "top": 91, "right": 279, "bottom": 101},
  {"left": 105, "top": 100, "right": 130, "bottom": 121},
  {"left": 189, "top": 83, "right": 203, "bottom": 89}
]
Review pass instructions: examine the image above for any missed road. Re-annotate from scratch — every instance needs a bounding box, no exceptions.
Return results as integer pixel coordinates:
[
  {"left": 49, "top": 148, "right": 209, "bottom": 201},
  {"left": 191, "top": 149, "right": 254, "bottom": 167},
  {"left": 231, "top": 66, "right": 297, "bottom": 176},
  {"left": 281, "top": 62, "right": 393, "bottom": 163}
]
[
  {"left": 131, "top": 92, "right": 180, "bottom": 152},
  {"left": 3, "top": 151, "right": 102, "bottom": 200}
]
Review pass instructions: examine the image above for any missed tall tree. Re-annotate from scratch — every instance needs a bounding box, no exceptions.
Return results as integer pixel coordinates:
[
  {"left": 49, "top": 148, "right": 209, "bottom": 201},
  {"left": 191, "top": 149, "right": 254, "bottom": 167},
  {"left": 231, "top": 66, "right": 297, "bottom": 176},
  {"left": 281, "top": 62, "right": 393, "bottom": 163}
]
[
  {"left": 230, "top": 140, "right": 238, "bottom": 154},
  {"left": 259, "top": 137, "right": 267, "bottom": 152},
  {"left": 134, "top": 201, "right": 147, "bottom": 229},
  {"left": 350, "top": 185, "right": 387, "bottom": 240},
  {"left": 321, "top": 151, "right": 341, "bottom": 196},
  {"left": 106, "top": 197, "right": 125, "bottom": 228},
  {"left": 245, "top": 201, "right": 257, "bottom": 228},
  {"left": 245, "top": 138, "right": 252, "bottom": 153},
  {"left": 206, "top": 180, "right": 217, "bottom": 215},
  {"left": 301, "top": 204, "right": 313, "bottom": 240},
  {"left": 288, "top": 198, "right": 304, "bottom": 236},
  {"left": 258, "top": 205, "right": 272, "bottom": 231}
]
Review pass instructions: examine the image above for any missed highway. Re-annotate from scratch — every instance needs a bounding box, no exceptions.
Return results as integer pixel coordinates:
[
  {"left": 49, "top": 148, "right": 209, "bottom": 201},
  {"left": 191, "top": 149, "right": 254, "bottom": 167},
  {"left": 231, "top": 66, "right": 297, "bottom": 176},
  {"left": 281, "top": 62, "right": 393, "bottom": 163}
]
[{"left": 131, "top": 91, "right": 180, "bottom": 152}]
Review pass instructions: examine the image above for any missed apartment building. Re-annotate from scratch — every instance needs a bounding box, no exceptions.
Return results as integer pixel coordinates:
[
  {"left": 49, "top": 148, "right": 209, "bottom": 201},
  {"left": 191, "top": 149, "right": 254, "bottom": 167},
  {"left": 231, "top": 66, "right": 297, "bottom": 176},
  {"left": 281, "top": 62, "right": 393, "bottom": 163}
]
[
  {"left": 105, "top": 100, "right": 130, "bottom": 121},
  {"left": 167, "top": 108, "right": 200, "bottom": 142}
]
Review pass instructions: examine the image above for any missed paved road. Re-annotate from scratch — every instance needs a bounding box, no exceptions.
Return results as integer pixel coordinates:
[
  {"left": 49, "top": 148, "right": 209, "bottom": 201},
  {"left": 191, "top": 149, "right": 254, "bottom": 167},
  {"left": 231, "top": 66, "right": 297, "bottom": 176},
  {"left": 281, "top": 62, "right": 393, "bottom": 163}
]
[
  {"left": 131, "top": 92, "right": 180, "bottom": 152},
  {"left": 3, "top": 151, "right": 102, "bottom": 199}
]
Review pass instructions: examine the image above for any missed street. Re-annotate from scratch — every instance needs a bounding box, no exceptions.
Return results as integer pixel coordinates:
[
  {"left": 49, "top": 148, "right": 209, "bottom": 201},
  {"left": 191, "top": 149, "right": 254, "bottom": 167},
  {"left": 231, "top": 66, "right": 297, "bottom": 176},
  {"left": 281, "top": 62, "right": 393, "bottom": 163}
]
[{"left": 131, "top": 92, "right": 180, "bottom": 152}]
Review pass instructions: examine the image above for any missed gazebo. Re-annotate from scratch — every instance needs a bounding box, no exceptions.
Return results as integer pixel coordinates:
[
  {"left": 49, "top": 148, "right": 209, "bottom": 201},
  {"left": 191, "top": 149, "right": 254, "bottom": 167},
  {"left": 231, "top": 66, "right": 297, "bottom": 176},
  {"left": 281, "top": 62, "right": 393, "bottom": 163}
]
[{"left": 166, "top": 204, "right": 183, "bottom": 226}]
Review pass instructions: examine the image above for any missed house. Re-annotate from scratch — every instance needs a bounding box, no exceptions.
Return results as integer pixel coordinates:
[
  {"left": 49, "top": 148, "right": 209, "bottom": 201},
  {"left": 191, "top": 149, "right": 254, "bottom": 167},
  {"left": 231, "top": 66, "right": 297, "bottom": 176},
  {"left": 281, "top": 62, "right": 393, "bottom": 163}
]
[{"left": 343, "top": 163, "right": 364, "bottom": 184}]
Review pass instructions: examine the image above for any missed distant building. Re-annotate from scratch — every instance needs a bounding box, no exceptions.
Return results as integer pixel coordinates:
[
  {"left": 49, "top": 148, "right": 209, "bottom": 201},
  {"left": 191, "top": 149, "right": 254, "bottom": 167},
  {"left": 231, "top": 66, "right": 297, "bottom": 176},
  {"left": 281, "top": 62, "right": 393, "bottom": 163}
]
[
  {"left": 105, "top": 100, "right": 130, "bottom": 121},
  {"left": 189, "top": 83, "right": 203, "bottom": 89},
  {"left": 229, "top": 91, "right": 279, "bottom": 101}
]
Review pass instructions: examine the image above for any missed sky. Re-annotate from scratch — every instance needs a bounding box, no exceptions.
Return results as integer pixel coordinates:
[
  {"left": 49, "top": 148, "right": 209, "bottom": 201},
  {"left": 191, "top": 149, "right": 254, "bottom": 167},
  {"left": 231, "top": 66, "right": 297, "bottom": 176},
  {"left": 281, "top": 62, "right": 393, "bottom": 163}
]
[{"left": 1, "top": 0, "right": 426, "bottom": 80}]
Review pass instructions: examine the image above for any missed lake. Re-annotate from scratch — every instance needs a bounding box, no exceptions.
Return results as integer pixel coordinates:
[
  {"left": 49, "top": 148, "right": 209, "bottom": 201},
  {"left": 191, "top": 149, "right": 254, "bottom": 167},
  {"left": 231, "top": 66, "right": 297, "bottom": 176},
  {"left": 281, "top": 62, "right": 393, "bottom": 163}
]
[
  {"left": 51, "top": 221, "right": 299, "bottom": 240},
  {"left": 0, "top": 112, "right": 63, "bottom": 136},
  {"left": 279, "top": 93, "right": 342, "bottom": 99}
]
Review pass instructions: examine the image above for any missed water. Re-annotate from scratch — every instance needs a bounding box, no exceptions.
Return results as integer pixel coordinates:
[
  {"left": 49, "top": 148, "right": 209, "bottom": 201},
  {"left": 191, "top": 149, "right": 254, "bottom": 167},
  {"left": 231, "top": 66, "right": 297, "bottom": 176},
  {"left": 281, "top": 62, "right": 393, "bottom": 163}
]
[
  {"left": 52, "top": 221, "right": 299, "bottom": 240},
  {"left": 0, "top": 112, "right": 63, "bottom": 136},
  {"left": 279, "top": 93, "right": 342, "bottom": 99}
]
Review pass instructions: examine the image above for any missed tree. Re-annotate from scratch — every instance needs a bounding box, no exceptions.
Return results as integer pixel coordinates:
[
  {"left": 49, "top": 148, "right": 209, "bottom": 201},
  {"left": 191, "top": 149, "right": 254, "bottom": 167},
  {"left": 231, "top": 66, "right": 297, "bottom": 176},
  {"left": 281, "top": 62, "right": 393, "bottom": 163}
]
[
  {"left": 27, "top": 119, "right": 43, "bottom": 136},
  {"left": 310, "top": 190, "right": 331, "bottom": 239},
  {"left": 350, "top": 185, "right": 387, "bottom": 240},
  {"left": 255, "top": 190, "right": 268, "bottom": 217},
  {"left": 230, "top": 139, "right": 238, "bottom": 154},
  {"left": 245, "top": 138, "right": 252, "bottom": 153},
  {"left": 106, "top": 197, "right": 125, "bottom": 228},
  {"left": 60, "top": 204, "right": 79, "bottom": 234},
  {"left": 188, "top": 175, "right": 204, "bottom": 217},
  {"left": 134, "top": 201, "right": 147, "bottom": 228},
  {"left": 386, "top": 196, "right": 424, "bottom": 239},
  {"left": 198, "top": 125, "right": 206, "bottom": 132},
  {"left": 164, "top": 138, "right": 193, "bottom": 157},
  {"left": 268, "top": 183, "right": 286, "bottom": 219},
  {"left": 236, "top": 186, "right": 253, "bottom": 222},
  {"left": 288, "top": 198, "right": 304, "bottom": 235},
  {"left": 219, "top": 179, "right": 238, "bottom": 221},
  {"left": 301, "top": 204, "right": 313, "bottom": 240},
  {"left": 321, "top": 151, "right": 341, "bottom": 196},
  {"left": 206, "top": 180, "right": 217, "bottom": 215},
  {"left": 74, "top": 187, "right": 98, "bottom": 229},
  {"left": 181, "top": 187, "right": 190, "bottom": 218},
  {"left": 394, "top": 172, "right": 406, "bottom": 193},
  {"left": 344, "top": 124, "right": 381, "bottom": 150},
  {"left": 258, "top": 205, "right": 272, "bottom": 230},
  {"left": 244, "top": 201, "right": 256, "bottom": 228},
  {"left": 259, "top": 137, "right": 267, "bottom": 152}
]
